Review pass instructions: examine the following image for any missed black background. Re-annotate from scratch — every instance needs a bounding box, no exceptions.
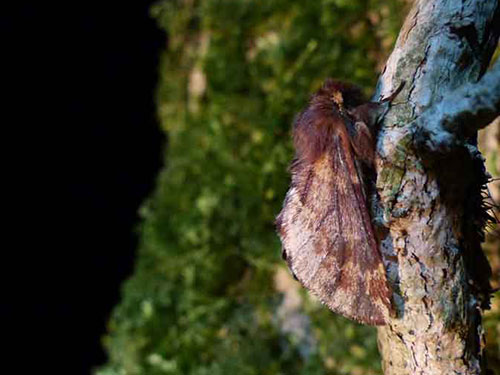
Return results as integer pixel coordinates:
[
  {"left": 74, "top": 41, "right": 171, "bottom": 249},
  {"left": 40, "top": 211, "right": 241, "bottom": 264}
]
[{"left": 4, "top": 2, "right": 164, "bottom": 373}]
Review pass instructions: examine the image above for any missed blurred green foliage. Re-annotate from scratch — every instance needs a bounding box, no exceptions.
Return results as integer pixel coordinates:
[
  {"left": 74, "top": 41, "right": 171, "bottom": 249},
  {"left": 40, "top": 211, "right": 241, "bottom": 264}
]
[{"left": 96, "top": 1, "right": 499, "bottom": 374}]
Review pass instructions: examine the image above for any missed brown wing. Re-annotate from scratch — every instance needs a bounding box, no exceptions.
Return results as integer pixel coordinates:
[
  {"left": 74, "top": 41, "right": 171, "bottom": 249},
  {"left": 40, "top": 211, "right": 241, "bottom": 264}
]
[{"left": 276, "top": 125, "right": 392, "bottom": 326}]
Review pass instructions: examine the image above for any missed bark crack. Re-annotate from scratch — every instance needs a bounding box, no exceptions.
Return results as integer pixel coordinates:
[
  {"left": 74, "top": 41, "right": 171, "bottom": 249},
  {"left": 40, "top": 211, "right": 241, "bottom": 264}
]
[
  {"left": 400, "top": 5, "right": 420, "bottom": 46},
  {"left": 407, "top": 44, "right": 431, "bottom": 119}
]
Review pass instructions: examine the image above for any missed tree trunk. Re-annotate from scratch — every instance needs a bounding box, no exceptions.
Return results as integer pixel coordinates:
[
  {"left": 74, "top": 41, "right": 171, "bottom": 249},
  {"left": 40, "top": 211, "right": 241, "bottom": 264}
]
[{"left": 373, "top": 1, "right": 499, "bottom": 374}]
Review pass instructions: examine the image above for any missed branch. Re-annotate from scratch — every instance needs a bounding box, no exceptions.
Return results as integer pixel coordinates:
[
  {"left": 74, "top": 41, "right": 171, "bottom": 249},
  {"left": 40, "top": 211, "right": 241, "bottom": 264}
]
[
  {"left": 374, "top": 0, "right": 499, "bottom": 374},
  {"left": 413, "top": 59, "right": 500, "bottom": 153}
]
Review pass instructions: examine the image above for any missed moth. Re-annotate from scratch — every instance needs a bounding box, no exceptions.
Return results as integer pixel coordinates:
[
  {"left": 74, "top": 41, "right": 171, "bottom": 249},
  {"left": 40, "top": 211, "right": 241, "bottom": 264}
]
[{"left": 275, "top": 79, "right": 404, "bottom": 325}]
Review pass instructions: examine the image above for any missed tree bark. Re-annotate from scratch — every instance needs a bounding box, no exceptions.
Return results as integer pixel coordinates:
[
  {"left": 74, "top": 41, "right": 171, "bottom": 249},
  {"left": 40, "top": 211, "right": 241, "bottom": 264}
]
[{"left": 373, "top": 1, "right": 499, "bottom": 374}]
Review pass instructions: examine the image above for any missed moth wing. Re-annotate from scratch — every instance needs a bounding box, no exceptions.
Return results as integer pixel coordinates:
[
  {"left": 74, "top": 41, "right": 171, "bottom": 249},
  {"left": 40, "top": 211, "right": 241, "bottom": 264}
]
[{"left": 276, "top": 130, "right": 392, "bottom": 325}]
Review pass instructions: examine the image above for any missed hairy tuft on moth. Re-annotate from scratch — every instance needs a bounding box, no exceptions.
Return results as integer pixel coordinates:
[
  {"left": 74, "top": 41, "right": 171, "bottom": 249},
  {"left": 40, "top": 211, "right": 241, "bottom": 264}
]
[{"left": 276, "top": 79, "right": 404, "bottom": 325}]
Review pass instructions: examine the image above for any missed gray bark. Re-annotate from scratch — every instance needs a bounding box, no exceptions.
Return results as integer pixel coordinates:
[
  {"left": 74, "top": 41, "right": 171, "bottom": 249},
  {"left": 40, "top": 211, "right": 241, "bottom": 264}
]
[
  {"left": 413, "top": 60, "right": 500, "bottom": 152},
  {"left": 373, "top": 1, "right": 499, "bottom": 374}
]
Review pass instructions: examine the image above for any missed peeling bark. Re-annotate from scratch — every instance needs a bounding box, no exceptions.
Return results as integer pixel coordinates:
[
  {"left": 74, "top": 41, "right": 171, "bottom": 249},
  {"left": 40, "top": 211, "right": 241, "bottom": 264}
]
[{"left": 373, "top": 1, "right": 499, "bottom": 374}]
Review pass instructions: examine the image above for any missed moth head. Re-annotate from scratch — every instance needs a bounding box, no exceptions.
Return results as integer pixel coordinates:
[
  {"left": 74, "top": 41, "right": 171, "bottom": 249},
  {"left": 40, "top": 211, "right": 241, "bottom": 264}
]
[{"left": 314, "top": 79, "right": 365, "bottom": 111}]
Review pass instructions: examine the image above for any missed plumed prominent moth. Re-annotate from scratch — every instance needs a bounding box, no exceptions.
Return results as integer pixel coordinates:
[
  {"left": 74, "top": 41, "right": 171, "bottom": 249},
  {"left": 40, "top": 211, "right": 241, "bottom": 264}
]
[{"left": 276, "top": 79, "right": 404, "bottom": 325}]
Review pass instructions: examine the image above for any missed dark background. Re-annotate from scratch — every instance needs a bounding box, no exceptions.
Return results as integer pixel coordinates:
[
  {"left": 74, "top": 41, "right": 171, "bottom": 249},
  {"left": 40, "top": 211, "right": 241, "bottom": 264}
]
[{"left": 4, "top": 2, "right": 164, "bottom": 374}]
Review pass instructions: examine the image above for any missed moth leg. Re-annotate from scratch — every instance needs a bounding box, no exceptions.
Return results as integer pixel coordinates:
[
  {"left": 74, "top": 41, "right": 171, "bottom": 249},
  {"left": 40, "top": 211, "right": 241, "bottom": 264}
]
[
  {"left": 350, "top": 121, "right": 375, "bottom": 163},
  {"left": 349, "top": 102, "right": 387, "bottom": 128}
]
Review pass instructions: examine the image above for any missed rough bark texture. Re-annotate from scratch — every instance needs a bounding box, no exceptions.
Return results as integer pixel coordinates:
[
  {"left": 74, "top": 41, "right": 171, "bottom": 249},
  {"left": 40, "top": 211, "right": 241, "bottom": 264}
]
[
  {"left": 413, "top": 60, "right": 500, "bottom": 152},
  {"left": 373, "top": 1, "right": 499, "bottom": 374}
]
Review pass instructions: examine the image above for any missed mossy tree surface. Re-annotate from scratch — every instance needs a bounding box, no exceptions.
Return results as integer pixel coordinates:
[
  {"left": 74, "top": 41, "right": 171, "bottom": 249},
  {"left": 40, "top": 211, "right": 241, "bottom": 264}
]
[{"left": 97, "top": 1, "right": 500, "bottom": 375}]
